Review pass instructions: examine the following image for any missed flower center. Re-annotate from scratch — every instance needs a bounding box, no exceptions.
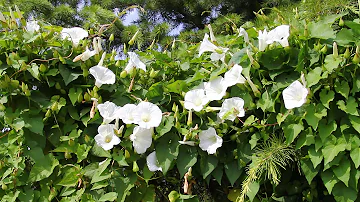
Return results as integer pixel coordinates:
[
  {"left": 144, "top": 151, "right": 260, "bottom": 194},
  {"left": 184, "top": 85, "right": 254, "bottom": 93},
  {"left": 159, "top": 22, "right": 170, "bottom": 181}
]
[
  {"left": 195, "top": 98, "right": 202, "bottom": 106},
  {"left": 141, "top": 113, "right": 151, "bottom": 122},
  {"left": 105, "top": 135, "right": 112, "bottom": 143}
]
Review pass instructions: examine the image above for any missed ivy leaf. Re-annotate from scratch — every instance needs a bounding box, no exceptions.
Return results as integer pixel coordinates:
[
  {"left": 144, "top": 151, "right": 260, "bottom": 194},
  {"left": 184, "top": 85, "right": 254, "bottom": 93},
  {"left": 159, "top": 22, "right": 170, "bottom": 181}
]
[
  {"left": 304, "top": 104, "right": 327, "bottom": 130},
  {"left": 321, "top": 170, "right": 339, "bottom": 194},
  {"left": 91, "top": 159, "right": 111, "bottom": 184},
  {"left": 319, "top": 89, "right": 335, "bottom": 109},
  {"left": 337, "top": 97, "right": 359, "bottom": 116},
  {"left": 300, "top": 158, "right": 319, "bottom": 184},
  {"left": 57, "top": 167, "right": 80, "bottom": 186},
  {"left": 318, "top": 120, "right": 337, "bottom": 142},
  {"left": 332, "top": 157, "right": 351, "bottom": 186},
  {"left": 200, "top": 153, "right": 218, "bottom": 179},
  {"left": 27, "top": 147, "right": 59, "bottom": 182},
  {"left": 177, "top": 146, "right": 198, "bottom": 177},
  {"left": 335, "top": 80, "right": 350, "bottom": 99},
  {"left": 324, "top": 54, "right": 341, "bottom": 73},
  {"left": 308, "top": 146, "right": 323, "bottom": 168},
  {"left": 305, "top": 67, "right": 322, "bottom": 87},
  {"left": 99, "top": 192, "right": 118, "bottom": 201},
  {"left": 322, "top": 142, "right": 346, "bottom": 165},
  {"left": 284, "top": 123, "right": 304, "bottom": 145},
  {"left": 211, "top": 165, "right": 223, "bottom": 185},
  {"left": 156, "top": 134, "right": 180, "bottom": 175},
  {"left": 225, "top": 161, "right": 242, "bottom": 186},
  {"left": 59, "top": 64, "right": 81, "bottom": 86},
  {"left": 350, "top": 148, "right": 360, "bottom": 169},
  {"left": 68, "top": 88, "right": 82, "bottom": 106},
  {"left": 296, "top": 128, "right": 315, "bottom": 149}
]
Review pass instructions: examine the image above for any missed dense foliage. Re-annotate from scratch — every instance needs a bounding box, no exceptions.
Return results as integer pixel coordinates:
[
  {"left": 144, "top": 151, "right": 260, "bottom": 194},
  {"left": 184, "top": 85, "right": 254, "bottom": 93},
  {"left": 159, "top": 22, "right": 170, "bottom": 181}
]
[{"left": 1, "top": 4, "right": 360, "bottom": 202}]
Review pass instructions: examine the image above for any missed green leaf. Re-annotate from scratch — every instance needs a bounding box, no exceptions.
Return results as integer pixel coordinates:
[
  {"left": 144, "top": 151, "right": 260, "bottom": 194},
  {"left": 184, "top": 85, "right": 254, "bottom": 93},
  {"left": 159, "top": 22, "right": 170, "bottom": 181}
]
[
  {"left": 99, "top": 192, "right": 118, "bottom": 201},
  {"left": 332, "top": 182, "right": 358, "bottom": 202},
  {"left": 259, "top": 48, "right": 286, "bottom": 70},
  {"left": 58, "top": 167, "right": 80, "bottom": 186},
  {"left": 349, "top": 115, "right": 360, "bottom": 134},
  {"left": 155, "top": 116, "right": 174, "bottom": 138},
  {"left": 301, "top": 158, "right": 319, "bottom": 184},
  {"left": 200, "top": 153, "right": 218, "bottom": 179},
  {"left": 284, "top": 123, "right": 304, "bottom": 145},
  {"left": 324, "top": 54, "right": 342, "bottom": 73},
  {"left": 350, "top": 148, "right": 360, "bottom": 169},
  {"left": 304, "top": 104, "right": 327, "bottom": 130},
  {"left": 68, "top": 88, "right": 82, "bottom": 106},
  {"left": 308, "top": 146, "right": 323, "bottom": 168},
  {"left": 337, "top": 97, "right": 359, "bottom": 116},
  {"left": 335, "top": 28, "right": 356, "bottom": 45},
  {"left": 91, "top": 159, "right": 111, "bottom": 184},
  {"left": 211, "top": 165, "right": 223, "bottom": 185},
  {"left": 166, "top": 80, "right": 188, "bottom": 94},
  {"left": 332, "top": 157, "right": 351, "bottom": 186},
  {"left": 59, "top": 64, "right": 81, "bottom": 86},
  {"left": 335, "top": 80, "right": 350, "bottom": 99},
  {"left": 114, "top": 174, "right": 137, "bottom": 202},
  {"left": 319, "top": 89, "right": 335, "bottom": 109},
  {"left": 225, "top": 161, "right": 242, "bottom": 186},
  {"left": 257, "top": 91, "right": 274, "bottom": 112},
  {"left": 28, "top": 147, "right": 59, "bottom": 182},
  {"left": 177, "top": 146, "right": 198, "bottom": 177},
  {"left": 22, "top": 115, "right": 44, "bottom": 135},
  {"left": 156, "top": 134, "right": 180, "bottom": 174},
  {"left": 91, "top": 144, "right": 111, "bottom": 158},
  {"left": 296, "top": 128, "right": 315, "bottom": 149},
  {"left": 321, "top": 169, "right": 339, "bottom": 194},
  {"left": 322, "top": 142, "right": 346, "bottom": 165},
  {"left": 305, "top": 67, "right": 322, "bottom": 87},
  {"left": 28, "top": 63, "right": 41, "bottom": 81},
  {"left": 318, "top": 120, "right": 337, "bottom": 142},
  {"left": 227, "top": 189, "right": 241, "bottom": 202},
  {"left": 246, "top": 181, "right": 260, "bottom": 202}
]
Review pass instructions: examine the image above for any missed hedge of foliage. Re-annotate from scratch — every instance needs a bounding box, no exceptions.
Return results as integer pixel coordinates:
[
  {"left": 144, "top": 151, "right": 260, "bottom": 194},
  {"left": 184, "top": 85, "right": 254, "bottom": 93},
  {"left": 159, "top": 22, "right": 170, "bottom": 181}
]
[{"left": 1, "top": 6, "right": 360, "bottom": 202}]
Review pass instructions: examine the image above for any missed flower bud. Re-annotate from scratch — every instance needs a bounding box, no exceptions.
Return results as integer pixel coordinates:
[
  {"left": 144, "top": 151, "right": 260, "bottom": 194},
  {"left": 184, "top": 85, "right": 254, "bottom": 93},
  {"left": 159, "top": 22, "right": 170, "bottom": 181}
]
[
  {"left": 84, "top": 92, "right": 91, "bottom": 102},
  {"left": 129, "top": 67, "right": 136, "bottom": 77},
  {"left": 39, "top": 64, "right": 47, "bottom": 73},
  {"left": 51, "top": 102, "right": 58, "bottom": 112},
  {"left": 84, "top": 134, "right": 91, "bottom": 143},
  {"left": 21, "top": 82, "right": 27, "bottom": 92},
  {"left": 132, "top": 161, "right": 139, "bottom": 172},
  {"left": 171, "top": 38, "right": 176, "bottom": 50},
  {"left": 149, "top": 39, "right": 155, "bottom": 50},
  {"left": 45, "top": 109, "right": 52, "bottom": 118},
  {"left": 1, "top": 183, "right": 8, "bottom": 190},
  {"left": 0, "top": 104, "right": 5, "bottom": 111},
  {"left": 353, "top": 53, "right": 360, "bottom": 64},
  {"left": 60, "top": 89, "right": 66, "bottom": 94},
  {"left": 333, "top": 42, "right": 338, "bottom": 58},
  {"left": 187, "top": 110, "right": 192, "bottom": 126},
  {"left": 149, "top": 68, "right": 159, "bottom": 78},
  {"left": 339, "top": 18, "right": 345, "bottom": 27},
  {"left": 109, "top": 33, "right": 114, "bottom": 42},
  {"left": 25, "top": 90, "right": 31, "bottom": 97},
  {"left": 344, "top": 47, "right": 350, "bottom": 59},
  {"left": 120, "top": 70, "right": 127, "bottom": 78},
  {"left": 246, "top": 76, "right": 261, "bottom": 97},
  {"left": 64, "top": 151, "right": 72, "bottom": 159},
  {"left": 77, "top": 93, "right": 83, "bottom": 103},
  {"left": 55, "top": 82, "right": 61, "bottom": 90},
  {"left": 128, "top": 30, "right": 139, "bottom": 46},
  {"left": 356, "top": 46, "right": 360, "bottom": 55},
  {"left": 125, "top": 150, "right": 130, "bottom": 158},
  {"left": 115, "top": 60, "right": 121, "bottom": 67},
  {"left": 320, "top": 45, "right": 328, "bottom": 54}
]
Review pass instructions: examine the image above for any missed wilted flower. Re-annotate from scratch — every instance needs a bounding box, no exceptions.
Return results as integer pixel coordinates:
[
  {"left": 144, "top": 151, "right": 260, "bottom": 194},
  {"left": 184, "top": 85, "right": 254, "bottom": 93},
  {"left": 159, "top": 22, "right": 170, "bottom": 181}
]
[
  {"left": 94, "top": 124, "right": 121, "bottom": 151},
  {"left": 118, "top": 104, "right": 138, "bottom": 124},
  {"left": 147, "top": 151, "right": 162, "bottom": 172},
  {"left": 73, "top": 46, "right": 96, "bottom": 62},
  {"left": 223, "top": 64, "right": 246, "bottom": 87},
  {"left": 26, "top": 20, "right": 40, "bottom": 32},
  {"left": 199, "top": 127, "right": 223, "bottom": 154},
  {"left": 282, "top": 80, "right": 308, "bottom": 109},
  {"left": 198, "top": 33, "right": 228, "bottom": 62},
  {"left": 239, "top": 27, "right": 249, "bottom": 43},
  {"left": 184, "top": 89, "right": 209, "bottom": 112},
  {"left": 132, "top": 102, "right": 162, "bottom": 129},
  {"left": 258, "top": 29, "right": 269, "bottom": 51},
  {"left": 204, "top": 77, "right": 228, "bottom": 101},
  {"left": 266, "top": 25, "right": 290, "bottom": 47},
  {"left": 130, "top": 126, "right": 153, "bottom": 154},
  {"left": 97, "top": 101, "right": 121, "bottom": 124},
  {"left": 61, "top": 27, "right": 88, "bottom": 46},
  {"left": 125, "top": 52, "right": 146, "bottom": 73},
  {"left": 89, "top": 52, "right": 116, "bottom": 88},
  {"left": 218, "top": 97, "right": 245, "bottom": 121}
]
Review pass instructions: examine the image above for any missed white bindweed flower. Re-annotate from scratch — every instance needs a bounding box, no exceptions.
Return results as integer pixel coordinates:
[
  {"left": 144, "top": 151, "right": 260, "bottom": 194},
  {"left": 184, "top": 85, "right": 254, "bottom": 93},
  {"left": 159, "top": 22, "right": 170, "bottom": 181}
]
[
  {"left": 93, "top": 37, "right": 103, "bottom": 54},
  {"left": 26, "top": 20, "right": 40, "bottom": 32},
  {"left": 184, "top": 89, "right": 209, "bottom": 112},
  {"left": 118, "top": 104, "right": 138, "bottom": 124},
  {"left": 125, "top": 52, "right": 146, "bottom": 73},
  {"left": 89, "top": 52, "right": 116, "bottom": 88},
  {"left": 61, "top": 27, "right": 88, "bottom": 46},
  {"left": 132, "top": 102, "right": 162, "bottom": 129},
  {"left": 282, "top": 80, "right": 308, "bottom": 109},
  {"left": 198, "top": 33, "right": 228, "bottom": 62},
  {"left": 266, "top": 25, "right": 290, "bottom": 47},
  {"left": 239, "top": 27, "right": 249, "bottom": 43},
  {"left": 204, "top": 77, "right": 228, "bottom": 101},
  {"left": 218, "top": 97, "right": 245, "bottom": 121},
  {"left": 146, "top": 151, "right": 162, "bottom": 172},
  {"left": 73, "top": 46, "right": 96, "bottom": 62},
  {"left": 199, "top": 127, "right": 223, "bottom": 154},
  {"left": 223, "top": 64, "right": 246, "bottom": 87},
  {"left": 130, "top": 126, "right": 153, "bottom": 154},
  {"left": 258, "top": 29, "right": 269, "bottom": 51},
  {"left": 94, "top": 124, "right": 121, "bottom": 151},
  {"left": 97, "top": 101, "right": 121, "bottom": 124}
]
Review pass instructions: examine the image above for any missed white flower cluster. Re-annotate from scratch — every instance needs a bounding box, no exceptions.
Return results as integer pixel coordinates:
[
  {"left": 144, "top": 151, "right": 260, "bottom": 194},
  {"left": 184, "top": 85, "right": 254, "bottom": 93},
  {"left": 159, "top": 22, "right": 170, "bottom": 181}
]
[{"left": 258, "top": 25, "right": 290, "bottom": 51}]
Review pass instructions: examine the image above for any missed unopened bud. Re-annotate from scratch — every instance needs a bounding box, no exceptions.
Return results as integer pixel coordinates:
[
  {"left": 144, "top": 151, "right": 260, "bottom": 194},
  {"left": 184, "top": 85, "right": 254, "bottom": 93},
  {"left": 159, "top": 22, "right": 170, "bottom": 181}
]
[
  {"left": 339, "top": 18, "right": 345, "bottom": 27},
  {"left": 15, "top": 5, "right": 23, "bottom": 20},
  {"left": 246, "top": 76, "right": 261, "bottom": 97},
  {"left": 128, "top": 30, "right": 139, "bottom": 46},
  {"left": 109, "top": 33, "right": 114, "bottom": 42},
  {"left": 187, "top": 110, "right": 192, "bottom": 126},
  {"left": 353, "top": 53, "right": 360, "bottom": 64},
  {"left": 132, "top": 160, "right": 139, "bottom": 173},
  {"left": 171, "top": 38, "right": 176, "bottom": 50},
  {"left": 120, "top": 70, "right": 127, "bottom": 78},
  {"left": 84, "top": 92, "right": 91, "bottom": 102},
  {"left": 39, "top": 64, "right": 47, "bottom": 72},
  {"left": 344, "top": 47, "right": 350, "bottom": 59},
  {"left": 149, "top": 68, "right": 159, "bottom": 78},
  {"left": 320, "top": 45, "right": 328, "bottom": 54},
  {"left": 333, "top": 42, "right": 338, "bottom": 58},
  {"left": 149, "top": 39, "right": 155, "bottom": 50}
]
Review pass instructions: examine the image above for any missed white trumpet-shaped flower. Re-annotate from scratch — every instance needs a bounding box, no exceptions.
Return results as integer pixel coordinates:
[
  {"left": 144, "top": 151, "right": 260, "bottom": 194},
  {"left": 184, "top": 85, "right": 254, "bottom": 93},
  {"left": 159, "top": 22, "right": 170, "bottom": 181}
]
[
  {"left": 118, "top": 104, "right": 138, "bottom": 124},
  {"left": 184, "top": 89, "right": 209, "bottom": 112},
  {"left": 239, "top": 27, "right": 249, "bottom": 43},
  {"left": 132, "top": 102, "right": 162, "bottom": 129},
  {"left": 282, "top": 80, "right": 308, "bottom": 109},
  {"left": 198, "top": 33, "right": 228, "bottom": 62},
  {"left": 218, "top": 97, "right": 245, "bottom": 121},
  {"left": 97, "top": 101, "right": 121, "bottom": 124},
  {"left": 266, "top": 25, "right": 290, "bottom": 47},
  {"left": 61, "top": 27, "right": 88, "bottom": 46},
  {"left": 26, "top": 20, "right": 40, "bottom": 33},
  {"left": 258, "top": 29, "right": 269, "bottom": 51},
  {"left": 125, "top": 52, "right": 146, "bottom": 73},
  {"left": 146, "top": 151, "right": 162, "bottom": 172},
  {"left": 204, "top": 77, "right": 228, "bottom": 101},
  {"left": 73, "top": 46, "right": 96, "bottom": 62},
  {"left": 94, "top": 124, "right": 121, "bottom": 151},
  {"left": 93, "top": 37, "right": 103, "bottom": 54},
  {"left": 223, "top": 64, "right": 246, "bottom": 87},
  {"left": 199, "top": 127, "right": 223, "bottom": 154},
  {"left": 89, "top": 53, "right": 116, "bottom": 88},
  {"left": 130, "top": 126, "right": 153, "bottom": 154}
]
